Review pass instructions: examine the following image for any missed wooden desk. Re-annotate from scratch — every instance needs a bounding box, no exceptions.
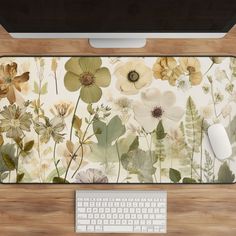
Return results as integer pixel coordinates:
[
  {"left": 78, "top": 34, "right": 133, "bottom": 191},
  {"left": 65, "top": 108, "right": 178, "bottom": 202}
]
[{"left": 0, "top": 25, "right": 236, "bottom": 236}]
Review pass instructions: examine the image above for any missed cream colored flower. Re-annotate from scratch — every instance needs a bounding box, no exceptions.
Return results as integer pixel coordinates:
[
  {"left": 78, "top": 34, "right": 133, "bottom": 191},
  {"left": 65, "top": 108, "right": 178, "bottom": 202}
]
[
  {"left": 176, "top": 75, "right": 191, "bottom": 91},
  {"left": 113, "top": 97, "right": 132, "bottom": 123},
  {"left": 50, "top": 101, "right": 74, "bottom": 118},
  {"left": 179, "top": 57, "right": 202, "bottom": 85},
  {"left": 168, "top": 128, "right": 185, "bottom": 148},
  {"left": 153, "top": 57, "right": 183, "bottom": 85},
  {"left": 133, "top": 88, "right": 184, "bottom": 133},
  {"left": 215, "top": 67, "right": 229, "bottom": 82},
  {"left": 57, "top": 141, "right": 89, "bottom": 170},
  {"left": 210, "top": 57, "right": 225, "bottom": 64},
  {"left": 200, "top": 105, "right": 213, "bottom": 119},
  {"left": 221, "top": 104, "right": 232, "bottom": 118},
  {"left": 115, "top": 60, "right": 153, "bottom": 95}
]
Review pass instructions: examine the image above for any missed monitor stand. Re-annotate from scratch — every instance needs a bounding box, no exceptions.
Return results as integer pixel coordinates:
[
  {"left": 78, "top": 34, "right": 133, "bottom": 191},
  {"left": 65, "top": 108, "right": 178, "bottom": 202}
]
[{"left": 89, "top": 38, "right": 146, "bottom": 48}]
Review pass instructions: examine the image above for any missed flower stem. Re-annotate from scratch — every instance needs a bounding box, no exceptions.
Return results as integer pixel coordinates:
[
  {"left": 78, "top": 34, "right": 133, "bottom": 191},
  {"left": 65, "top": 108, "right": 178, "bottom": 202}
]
[
  {"left": 210, "top": 82, "right": 218, "bottom": 117},
  {"left": 115, "top": 140, "right": 121, "bottom": 183},
  {"left": 200, "top": 118, "right": 204, "bottom": 183},
  {"left": 53, "top": 142, "right": 60, "bottom": 177},
  {"left": 203, "top": 62, "right": 214, "bottom": 76},
  {"left": 71, "top": 144, "right": 84, "bottom": 179},
  {"left": 69, "top": 96, "right": 80, "bottom": 141},
  {"left": 54, "top": 71, "right": 59, "bottom": 95},
  {"left": 64, "top": 142, "right": 83, "bottom": 182},
  {"left": 159, "top": 161, "right": 162, "bottom": 183}
]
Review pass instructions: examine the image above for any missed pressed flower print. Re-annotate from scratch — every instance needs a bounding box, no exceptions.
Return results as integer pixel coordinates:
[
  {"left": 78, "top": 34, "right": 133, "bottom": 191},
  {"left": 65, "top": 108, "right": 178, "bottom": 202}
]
[
  {"left": 115, "top": 59, "right": 153, "bottom": 94},
  {"left": 0, "top": 56, "right": 236, "bottom": 184}
]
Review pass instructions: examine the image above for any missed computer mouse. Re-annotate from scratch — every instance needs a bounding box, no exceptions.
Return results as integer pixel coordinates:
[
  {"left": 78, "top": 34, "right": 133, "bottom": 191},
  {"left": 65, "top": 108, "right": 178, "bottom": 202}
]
[{"left": 207, "top": 123, "right": 232, "bottom": 160}]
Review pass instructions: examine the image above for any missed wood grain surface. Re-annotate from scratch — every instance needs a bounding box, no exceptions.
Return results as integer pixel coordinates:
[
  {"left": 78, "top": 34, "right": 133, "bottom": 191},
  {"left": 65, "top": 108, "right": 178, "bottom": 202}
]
[{"left": 0, "top": 25, "right": 236, "bottom": 236}]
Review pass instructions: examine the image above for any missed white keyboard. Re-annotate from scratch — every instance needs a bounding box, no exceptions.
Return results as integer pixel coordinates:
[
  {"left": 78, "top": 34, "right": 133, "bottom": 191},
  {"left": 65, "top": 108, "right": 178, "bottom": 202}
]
[{"left": 75, "top": 190, "right": 167, "bottom": 233}]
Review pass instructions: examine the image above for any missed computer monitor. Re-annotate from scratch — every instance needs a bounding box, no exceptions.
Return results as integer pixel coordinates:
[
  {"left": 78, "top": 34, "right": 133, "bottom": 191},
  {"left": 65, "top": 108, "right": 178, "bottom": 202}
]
[{"left": 1, "top": 0, "right": 236, "bottom": 47}]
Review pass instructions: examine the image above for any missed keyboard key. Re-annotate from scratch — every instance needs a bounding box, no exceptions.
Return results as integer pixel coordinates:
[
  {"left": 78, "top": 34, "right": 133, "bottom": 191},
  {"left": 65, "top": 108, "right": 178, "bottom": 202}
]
[
  {"left": 77, "top": 225, "right": 86, "bottom": 232},
  {"left": 103, "top": 226, "right": 134, "bottom": 232},
  {"left": 87, "top": 226, "right": 94, "bottom": 232},
  {"left": 77, "top": 208, "right": 86, "bottom": 213},
  {"left": 91, "top": 219, "right": 96, "bottom": 224},
  {"left": 78, "top": 219, "right": 90, "bottom": 225},
  {"left": 142, "top": 226, "right": 147, "bottom": 232},
  {"left": 77, "top": 214, "right": 87, "bottom": 219},
  {"left": 116, "top": 219, "right": 121, "bottom": 224},
  {"left": 134, "top": 226, "right": 141, "bottom": 232},
  {"left": 128, "top": 220, "right": 133, "bottom": 225},
  {"left": 95, "top": 226, "right": 103, "bottom": 232}
]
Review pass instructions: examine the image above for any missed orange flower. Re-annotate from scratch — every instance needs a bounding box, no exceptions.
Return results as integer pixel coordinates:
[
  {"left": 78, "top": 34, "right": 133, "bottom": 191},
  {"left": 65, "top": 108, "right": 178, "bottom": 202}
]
[{"left": 0, "top": 62, "right": 29, "bottom": 104}]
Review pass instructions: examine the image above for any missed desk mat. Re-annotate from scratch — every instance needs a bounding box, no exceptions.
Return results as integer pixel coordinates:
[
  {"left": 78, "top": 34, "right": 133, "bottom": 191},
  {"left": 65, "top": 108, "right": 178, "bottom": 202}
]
[{"left": 0, "top": 56, "right": 236, "bottom": 184}]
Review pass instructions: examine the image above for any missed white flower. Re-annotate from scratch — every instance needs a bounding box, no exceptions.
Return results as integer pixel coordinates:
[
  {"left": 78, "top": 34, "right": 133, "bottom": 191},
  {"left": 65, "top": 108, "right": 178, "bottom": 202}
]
[
  {"left": 176, "top": 75, "right": 191, "bottom": 92},
  {"left": 112, "top": 97, "right": 133, "bottom": 123},
  {"left": 200, "top": 105, "right": 213, "bottom": 119},
  {"left": 57, "top": 141, "right": 89, "bottom": 170},
  {"left": 133, "top": 88, "right": 184, "bottom": 133},
  {"left": 114, "top": 59, "right": 153, "bottom": 95},
  {"left": 215, "top": 67, "right": 229, "bottom": 82},
  {"left": 221, "top": 104, "right": 232, "bottom": 118},
  {"left": 127, "top": 123, "right": 142, "bottom": 135},
  {"left": 113, "top": 97, "right": 132, "bottom": 111}
]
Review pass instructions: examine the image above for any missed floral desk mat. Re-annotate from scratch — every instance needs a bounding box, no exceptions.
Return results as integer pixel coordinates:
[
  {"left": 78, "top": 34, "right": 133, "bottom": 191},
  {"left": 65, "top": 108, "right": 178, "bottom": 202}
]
[{"left": 0, "top": 56, "right": 236, "bottom": 184}]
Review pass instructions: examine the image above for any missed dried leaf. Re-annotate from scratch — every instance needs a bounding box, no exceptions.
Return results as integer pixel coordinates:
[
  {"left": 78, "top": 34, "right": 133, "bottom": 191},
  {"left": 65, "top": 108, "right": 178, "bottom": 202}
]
[
  {"left": 2, "top": 154, "right": 16, "bottom": 171},
  {"left": 66, "top": 140, "right": 74, "bottom": 154},
  {"left": 24, "top": 140, "right": 34, "bottom": 152},
  {"left": 169, "top": 168, "right": 181, "bottom": 183},
  {"left": 16, "top": 173, "right": 25, "bottom": 183},
  {"left": 73, "top": 115, "right": 82, "bottom": 131}
]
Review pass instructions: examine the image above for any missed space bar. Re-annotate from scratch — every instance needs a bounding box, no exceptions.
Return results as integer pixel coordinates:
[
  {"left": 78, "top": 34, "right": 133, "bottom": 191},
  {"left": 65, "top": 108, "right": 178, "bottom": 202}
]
[{"left": 103, "top": 226, "right": 134, "bottom": 232}]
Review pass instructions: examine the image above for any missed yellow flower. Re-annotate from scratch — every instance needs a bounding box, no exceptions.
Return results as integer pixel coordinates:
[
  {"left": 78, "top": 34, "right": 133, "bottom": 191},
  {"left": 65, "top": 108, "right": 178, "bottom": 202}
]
[
  {"left": 152, "top": 57, "right": 183, "bottom": 85},
  {"left": 115, "top": 59, "right": 153, "bottom": 95},
  {"left": 57, "top": 141, "right": 89, "bottom": 170},
  {"left": 0, "top": 62, "right": 29, "bottom": 104},
  {"left": 50, "top": 101, "right": 74, "bottom": 118},
  {"left": 210, "top": 57, "right": 225, "bottom": 64},
  {"left": 179, "top": 57, "right": 202, "bottom": 85},
  {"left": 64, "top": 57, "right": 111, "bottom": 103}
]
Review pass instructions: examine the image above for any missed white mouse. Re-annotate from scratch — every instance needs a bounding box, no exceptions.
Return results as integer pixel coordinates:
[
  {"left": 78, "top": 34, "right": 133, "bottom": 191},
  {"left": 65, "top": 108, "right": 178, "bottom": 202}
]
[{"left": 207, "top": 123, "right": 232, "bottom": 160}]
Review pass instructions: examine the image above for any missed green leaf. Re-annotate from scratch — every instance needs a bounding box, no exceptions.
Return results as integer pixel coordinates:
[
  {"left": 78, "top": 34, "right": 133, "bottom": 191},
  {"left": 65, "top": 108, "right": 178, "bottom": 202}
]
[
  {"left": 73, "top": 115, "right": 82, "bottom": 131},
  {"left": 2, "top": 154, "right": 16, "bottom": 171},
  {"left": 107, "top": 116, "right": 126, "bottom": 144},
  {"left": 0, "top": 172, "right": 8, "bottom": 182},
  {"left": 87, "top": 104, "right": 95, "bottom": 115},
  {"left": 182, "top": 177, "right": 197, "bottom": 183},
  {"left": 88, "top": 134, "right": 136, "bottom": 163},
  {"left": 217, "top": 162, "right": 235, "bottom": 183},
  {"left": 0, "top": 134, "right": 3, "bottom": 146},
  {"left": 93, "top": 115, "right": 125, "bottom": 146},
  {"left": 40, "top": 82, "right": 48, "bottom": 95},
  {"left": 169, "top": 168, "right": 181, "bottom": 183},
  {"left": 0, "top": 144, "right": 17, "bottom": 173},
  {"left": 53, "top": 177, "right": 69, "bottom": 183},
  {"left": 46, "top": 167, "right": 66, "bottom": 182},
  {"left": 155, "top": 121, "right": 167, "bottom": 140},
  {"left": 24, "top": 140, "right": 34, "bottom": 152},
  {"left": 128, "top": 136, "right": 139, "bottom": 152},
  {"left": 121, "top": 149, "right": 157, "bottom": 183},
  {"left": 16, "top": 173, "right": 25, "bottom": 183},
  {"left": 33, "top": 81, "right": 39, "bottom": 94},
  {"left": 185, "top": 96, "right": 202, "bottom": 152},
  {"left": 226, "top": 116, "right": 236, "bottom": 144}
]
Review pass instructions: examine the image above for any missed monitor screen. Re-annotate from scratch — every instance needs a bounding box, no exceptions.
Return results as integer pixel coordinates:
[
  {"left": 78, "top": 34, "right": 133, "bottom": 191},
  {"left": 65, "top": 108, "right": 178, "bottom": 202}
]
[{"left": 0, "top": 0, "right": 236, "bottom": 33}]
